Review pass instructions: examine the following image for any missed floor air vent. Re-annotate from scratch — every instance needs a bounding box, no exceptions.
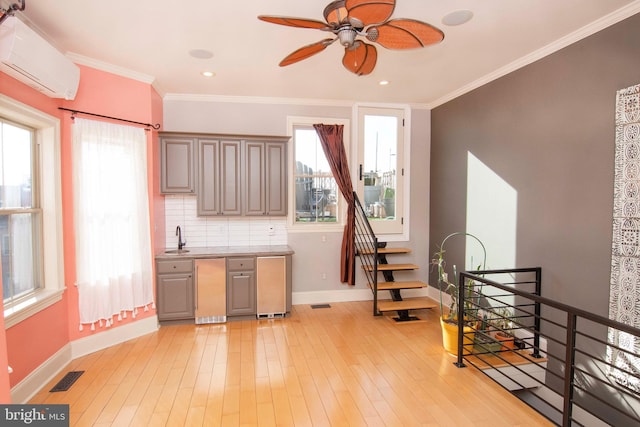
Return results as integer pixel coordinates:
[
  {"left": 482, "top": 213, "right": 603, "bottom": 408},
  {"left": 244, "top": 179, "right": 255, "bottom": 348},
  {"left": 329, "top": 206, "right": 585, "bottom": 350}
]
[
  {"left": 196, "top": 315, "right": 226, "bottom": 324},
  {"left": 50, "top": 371, "right": 84, "bottom": 392},
  {"left": 311, "top": 304, "right": 331, "bottom": 309}
]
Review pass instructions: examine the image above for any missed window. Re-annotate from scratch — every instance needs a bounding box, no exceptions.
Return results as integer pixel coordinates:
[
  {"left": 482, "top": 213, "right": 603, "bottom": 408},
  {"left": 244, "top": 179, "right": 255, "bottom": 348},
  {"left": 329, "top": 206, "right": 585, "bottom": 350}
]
[
  {"left": 0, "top": 95, "right": 65, "bottom": 327},
  {"left": 355, "top": 106, "right": 407, "bottom": 238},
  {"left": 0, "top": 118, "right": 43, "bottom": 306},
  {"left": 287, "top": 116, "right": 350, "bottom": 231}
]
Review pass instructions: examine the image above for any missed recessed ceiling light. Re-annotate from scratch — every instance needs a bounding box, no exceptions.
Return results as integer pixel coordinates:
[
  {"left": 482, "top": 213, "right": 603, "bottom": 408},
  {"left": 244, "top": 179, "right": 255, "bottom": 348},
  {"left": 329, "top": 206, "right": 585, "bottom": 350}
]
[
  {"left": 201, "top": 71, "right": 215, "bottom": 77},
  {"left": 442, "top": 10, "right": 473, "bottom": 26},
  {"left": 379, "top": 80, "right": 390, "bottom": 86},
  {"left": 189, "top": 49, "right": 214, "bottom": 59}
]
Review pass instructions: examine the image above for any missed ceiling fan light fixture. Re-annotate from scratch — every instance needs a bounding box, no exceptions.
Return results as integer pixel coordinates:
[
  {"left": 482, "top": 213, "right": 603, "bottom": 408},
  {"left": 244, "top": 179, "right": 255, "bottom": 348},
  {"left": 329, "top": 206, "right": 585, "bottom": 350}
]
[
  {"left": 323, "top": 0, "right": 349, "bottom": 26},
  {"left": 260, "top": 0, "right": 445, "bottom": 75},
  {"left": 338, "top": 27, "right": 356, "bottom": 47}
]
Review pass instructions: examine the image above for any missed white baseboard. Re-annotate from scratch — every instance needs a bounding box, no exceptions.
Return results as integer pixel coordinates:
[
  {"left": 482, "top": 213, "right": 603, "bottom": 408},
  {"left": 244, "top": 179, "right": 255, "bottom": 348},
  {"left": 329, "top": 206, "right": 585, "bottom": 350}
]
[
  {"left": 292, "top": 287, "right": 430, "bottom": 306},
  {"left": 11, "top": 316, "right": 159, "bottom": 403},
  {"left": 11, "top": 344, "right": 72, "bottom": 404},
  {"left": 70, "top": 315, "right": 159, "bottom": 359}
]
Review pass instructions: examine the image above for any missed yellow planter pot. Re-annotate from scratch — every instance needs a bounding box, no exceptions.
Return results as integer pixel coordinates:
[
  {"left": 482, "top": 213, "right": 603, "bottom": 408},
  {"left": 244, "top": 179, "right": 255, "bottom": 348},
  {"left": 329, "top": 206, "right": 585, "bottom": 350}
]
[{"left": 440, "top": 317, "right": 476, "bottom": 355}]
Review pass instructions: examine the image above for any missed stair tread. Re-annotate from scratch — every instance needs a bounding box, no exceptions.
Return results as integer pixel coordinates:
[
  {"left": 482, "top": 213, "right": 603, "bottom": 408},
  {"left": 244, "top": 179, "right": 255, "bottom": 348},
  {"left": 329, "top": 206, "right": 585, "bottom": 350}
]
[
  {"left": 377, "top": 298, "right": 437, "bottom": 312},
  {"left": 374, "top": 281, "right": 428, "bottom": 291},
  {"left": 362, "top": 263, "right": 419, "bottom": 272},
  {"left": 360, "top": 247, "right": 412, "bottom": 255}
]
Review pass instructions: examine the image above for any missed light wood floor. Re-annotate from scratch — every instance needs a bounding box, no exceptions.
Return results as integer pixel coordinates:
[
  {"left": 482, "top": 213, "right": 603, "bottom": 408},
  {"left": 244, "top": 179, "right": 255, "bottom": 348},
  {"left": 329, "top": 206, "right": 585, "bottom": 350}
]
[{"left": 29, "top": 301, "right": 553, "bottom": 426}]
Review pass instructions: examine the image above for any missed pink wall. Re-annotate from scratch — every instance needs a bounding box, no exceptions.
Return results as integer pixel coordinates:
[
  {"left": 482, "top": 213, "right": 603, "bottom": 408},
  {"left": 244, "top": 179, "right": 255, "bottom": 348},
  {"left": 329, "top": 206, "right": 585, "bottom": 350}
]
[
  {"left": 64, "top": 66, "right": 161, "bottom": 342},
  {"left": 0, "top": 65, "right": 163, "bottom": 391}
]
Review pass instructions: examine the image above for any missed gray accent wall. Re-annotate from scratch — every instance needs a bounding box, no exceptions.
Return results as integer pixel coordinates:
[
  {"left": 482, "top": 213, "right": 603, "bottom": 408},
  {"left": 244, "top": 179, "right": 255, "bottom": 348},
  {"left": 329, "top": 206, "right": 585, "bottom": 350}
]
[
  {"left": 431, "top": 12, "right": 640, "bottom": 315},
  {"left": 430, "top": 12, "right": 640, "bottom": 422}
]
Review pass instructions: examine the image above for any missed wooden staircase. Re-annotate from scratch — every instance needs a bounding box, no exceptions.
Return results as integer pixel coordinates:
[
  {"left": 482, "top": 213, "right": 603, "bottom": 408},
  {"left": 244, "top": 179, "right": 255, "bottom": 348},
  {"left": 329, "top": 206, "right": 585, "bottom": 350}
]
[{"left": 360, "top": 246, "right": 436, "bottom": 321}]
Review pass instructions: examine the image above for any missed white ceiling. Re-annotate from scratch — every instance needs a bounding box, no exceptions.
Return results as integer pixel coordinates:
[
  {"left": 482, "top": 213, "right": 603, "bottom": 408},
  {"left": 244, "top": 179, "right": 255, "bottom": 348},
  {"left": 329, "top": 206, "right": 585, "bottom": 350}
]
[{"left": 8, "top": 0, "right": 640, "bottom": 107}]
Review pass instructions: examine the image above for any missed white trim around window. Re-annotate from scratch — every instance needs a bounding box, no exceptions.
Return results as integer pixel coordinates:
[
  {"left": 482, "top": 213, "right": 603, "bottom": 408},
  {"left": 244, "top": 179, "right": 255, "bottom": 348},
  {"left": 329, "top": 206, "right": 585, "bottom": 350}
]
[
  {"left": 353, "top": 103, "right": 411, "bottom": 242},
  {"left": 0, "top": 95, "right": 66, "bottom": 328},
  {"left": 286, "top": 116, "right": 350, "bottom": 233}
]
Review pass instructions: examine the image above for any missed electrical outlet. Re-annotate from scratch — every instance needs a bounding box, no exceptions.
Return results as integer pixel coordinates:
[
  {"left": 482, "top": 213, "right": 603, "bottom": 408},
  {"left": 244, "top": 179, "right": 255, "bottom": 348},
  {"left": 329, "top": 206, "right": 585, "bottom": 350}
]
[
  {"left": 321, "top": 273, "right": 327, "bottom": 280},
  {"left": 268, "top": 225, "right": 275, "bottom": 236}
]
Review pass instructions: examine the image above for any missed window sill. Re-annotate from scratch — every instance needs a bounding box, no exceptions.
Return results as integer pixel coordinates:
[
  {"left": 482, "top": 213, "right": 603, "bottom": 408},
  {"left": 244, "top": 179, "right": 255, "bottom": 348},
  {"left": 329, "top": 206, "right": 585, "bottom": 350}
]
[{"left": 4, "top": 288, "right": 66, "bottom": 329}]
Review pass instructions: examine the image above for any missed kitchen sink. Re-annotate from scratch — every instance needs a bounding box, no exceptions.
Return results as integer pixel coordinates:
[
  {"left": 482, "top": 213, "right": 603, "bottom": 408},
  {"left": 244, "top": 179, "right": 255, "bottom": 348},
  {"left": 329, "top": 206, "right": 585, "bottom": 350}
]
[{"left": 164, "top": 249, "right": 190, "bottom": 254}]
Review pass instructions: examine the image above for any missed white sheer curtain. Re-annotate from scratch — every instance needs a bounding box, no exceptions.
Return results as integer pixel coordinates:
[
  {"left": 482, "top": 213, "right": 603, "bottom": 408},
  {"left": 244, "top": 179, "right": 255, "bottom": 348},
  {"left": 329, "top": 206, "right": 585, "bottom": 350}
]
[{"left": 72, "top": 118, "right": 154, "bottom": 330}]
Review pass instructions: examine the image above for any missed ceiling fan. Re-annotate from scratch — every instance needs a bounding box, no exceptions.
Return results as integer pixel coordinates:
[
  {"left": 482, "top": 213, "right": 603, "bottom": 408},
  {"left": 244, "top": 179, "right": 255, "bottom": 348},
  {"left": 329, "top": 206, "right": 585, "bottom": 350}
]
[{"left": 258, "top": 0, "right": 444, "bottom": 76}]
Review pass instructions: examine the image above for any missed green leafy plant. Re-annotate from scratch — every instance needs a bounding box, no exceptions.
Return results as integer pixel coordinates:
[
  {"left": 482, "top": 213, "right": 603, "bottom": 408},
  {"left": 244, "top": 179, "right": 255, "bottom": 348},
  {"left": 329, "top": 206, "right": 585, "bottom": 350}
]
[{"left": 431, "top": 232, "right": 487, "bottom": 324}]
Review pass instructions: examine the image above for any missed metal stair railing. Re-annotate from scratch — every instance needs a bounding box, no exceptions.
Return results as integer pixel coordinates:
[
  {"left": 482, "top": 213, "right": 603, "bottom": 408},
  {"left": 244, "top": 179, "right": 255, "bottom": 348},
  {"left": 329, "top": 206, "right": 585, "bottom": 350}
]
[
  {"left": 456, "top": 268, "right": 640, "bottom": 427},
  {"left": 353, "top": 192, "right": 382, "bottom": 315}
]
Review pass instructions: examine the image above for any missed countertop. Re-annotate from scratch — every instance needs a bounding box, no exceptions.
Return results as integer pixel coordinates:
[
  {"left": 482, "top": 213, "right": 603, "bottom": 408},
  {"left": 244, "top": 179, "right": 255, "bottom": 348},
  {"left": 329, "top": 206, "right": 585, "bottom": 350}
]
[{"left": 155, "top": 245, "right": 294, "bottom": 260}]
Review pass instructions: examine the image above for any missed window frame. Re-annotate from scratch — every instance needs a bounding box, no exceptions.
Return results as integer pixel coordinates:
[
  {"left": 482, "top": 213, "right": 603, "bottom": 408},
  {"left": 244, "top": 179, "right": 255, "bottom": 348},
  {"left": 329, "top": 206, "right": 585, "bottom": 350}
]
[
  {"left": 354, "top": 104, "right": 411, "bottom": 241},
  {"left": 0, "top": 94, "right": 65, "bottom": 327},
  {"left": 287, "top": 116, "right": 350, "bottom": 233},
  {"left": 0, "top": 118, "right": 44, "bottom": 305}
]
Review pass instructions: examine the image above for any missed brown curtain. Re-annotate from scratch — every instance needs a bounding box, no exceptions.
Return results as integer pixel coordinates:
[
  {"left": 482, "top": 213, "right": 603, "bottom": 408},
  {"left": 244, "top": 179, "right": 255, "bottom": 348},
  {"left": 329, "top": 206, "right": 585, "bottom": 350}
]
[{"left": 313, "top": 124, "right": 356, "bottom": 285}]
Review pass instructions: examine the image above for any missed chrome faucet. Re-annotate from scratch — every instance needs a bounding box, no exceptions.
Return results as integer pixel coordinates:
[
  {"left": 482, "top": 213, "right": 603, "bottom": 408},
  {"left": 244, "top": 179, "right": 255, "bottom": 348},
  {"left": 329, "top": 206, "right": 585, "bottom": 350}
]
[{"left": 176, "top": 226, "right": 186, "bottom": 250}]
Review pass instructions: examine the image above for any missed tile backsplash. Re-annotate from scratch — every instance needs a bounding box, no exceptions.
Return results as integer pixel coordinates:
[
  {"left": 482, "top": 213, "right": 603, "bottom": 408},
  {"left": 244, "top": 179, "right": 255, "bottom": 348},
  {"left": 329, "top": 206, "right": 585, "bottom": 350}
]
[{"left": 164, "top": 195, "right": 288, "bottom": 248}]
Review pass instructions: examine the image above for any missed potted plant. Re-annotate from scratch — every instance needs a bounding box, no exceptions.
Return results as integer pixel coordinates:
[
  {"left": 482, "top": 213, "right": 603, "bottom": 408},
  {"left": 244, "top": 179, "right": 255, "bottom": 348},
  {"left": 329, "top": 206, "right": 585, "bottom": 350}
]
[
  {"left": 432, "top": 232, "right": 486, "bottom": 355},
  {"left": 491, "top": 306, "right": 516, "bottom": 350}
]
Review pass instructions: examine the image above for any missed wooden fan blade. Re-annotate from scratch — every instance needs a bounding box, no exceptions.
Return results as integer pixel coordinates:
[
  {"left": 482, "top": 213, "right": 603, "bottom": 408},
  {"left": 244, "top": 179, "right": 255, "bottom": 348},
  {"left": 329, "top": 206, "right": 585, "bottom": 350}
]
[
  {"left": 342, "top": 42, "right": 377, "bottom": 76},
  {"left": 258, "top": 15, "right": 330, "bottom": 30},
  {"left": 279, "top": 39, "right": 335, "bottom": 67},
  {"left": 369, "top": 19, "right": 444, "bottom": 49},
  {"left": 345, "top": 0, "right": 395, "bottom": 26}
]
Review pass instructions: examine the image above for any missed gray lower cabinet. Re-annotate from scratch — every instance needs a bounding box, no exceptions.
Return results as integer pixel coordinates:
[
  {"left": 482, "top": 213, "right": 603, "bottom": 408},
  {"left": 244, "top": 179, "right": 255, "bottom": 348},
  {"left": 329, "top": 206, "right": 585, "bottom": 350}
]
[
  {"left": 156, "top": 259, "right": 194, "bottom": 321},
  {"left": 160, "top": 136, "right": 195, "bottom": 194},
  {"left": 226, "top": 257, "right": 256, "bottom": 316}
]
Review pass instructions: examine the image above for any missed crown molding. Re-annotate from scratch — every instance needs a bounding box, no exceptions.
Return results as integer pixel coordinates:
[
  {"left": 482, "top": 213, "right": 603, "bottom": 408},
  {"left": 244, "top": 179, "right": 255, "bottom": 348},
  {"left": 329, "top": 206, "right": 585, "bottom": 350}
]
[
  {"left": 66, "top": 52, "right": 156, "bottom": 85},
  {"left": 63, "top": 52, "right": 429, "bottom": 109},
  {"left": 162, "top": 93, "right": 356, "bottom": 107},
  {"left": 163, "top": 93, "right": 431, "bottom": 110},
  {"left": 428, "top": 1, "right": 640, "bottom": 109}
]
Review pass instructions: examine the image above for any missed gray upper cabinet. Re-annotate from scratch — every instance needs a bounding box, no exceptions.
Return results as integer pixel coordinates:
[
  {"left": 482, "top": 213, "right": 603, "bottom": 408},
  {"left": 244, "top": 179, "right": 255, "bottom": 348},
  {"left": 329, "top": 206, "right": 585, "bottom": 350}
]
[
  {"left": 244, "top": 141, "right": 265, "bottom": 215},
  {"left": 265, "top": 142, "right": 287, "bottom": 216},
  {"left": 198, "top": 139, "right": 242, "bottom": 216},
  {"left": 160, "top": 132, "right": 288, "bottom": 216},
  {"left": 244, "top": 140, "right": 288, "bottom": 216},
  {"left": 160, "top": 136, "right": 195, "bottom": 194}
]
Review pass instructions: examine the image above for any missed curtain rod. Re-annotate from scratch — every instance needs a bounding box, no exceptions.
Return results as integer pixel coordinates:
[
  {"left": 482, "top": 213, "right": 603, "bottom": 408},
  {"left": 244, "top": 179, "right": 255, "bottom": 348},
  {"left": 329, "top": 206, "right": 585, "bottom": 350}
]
[{"left": 58, "top": 107, "right": 161, "bottom": 130}]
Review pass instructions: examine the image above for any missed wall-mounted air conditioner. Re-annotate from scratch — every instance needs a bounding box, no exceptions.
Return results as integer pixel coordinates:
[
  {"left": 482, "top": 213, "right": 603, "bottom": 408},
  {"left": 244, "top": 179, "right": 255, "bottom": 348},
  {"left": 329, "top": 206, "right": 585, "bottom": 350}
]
[{"left": 0, "top": 16, "right": 80, "bottom": 100}]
